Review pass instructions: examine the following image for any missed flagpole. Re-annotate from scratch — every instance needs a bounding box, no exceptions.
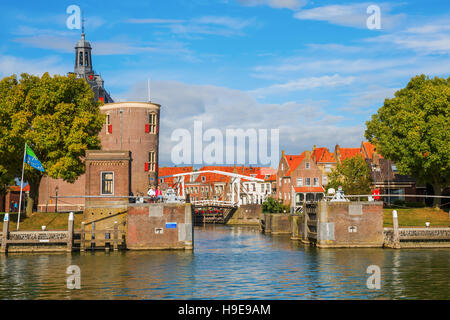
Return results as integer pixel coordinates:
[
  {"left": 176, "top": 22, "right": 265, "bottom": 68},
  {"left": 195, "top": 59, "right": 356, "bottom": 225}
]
[{"left": 17, "top": 143, "right": 27, "bottom": 231}]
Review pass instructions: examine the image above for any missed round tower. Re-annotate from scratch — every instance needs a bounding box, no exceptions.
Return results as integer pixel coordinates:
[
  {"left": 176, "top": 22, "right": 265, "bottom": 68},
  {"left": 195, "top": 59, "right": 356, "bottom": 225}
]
[{"left": 99, "top": 102, "right": 161, "bottom": 196}]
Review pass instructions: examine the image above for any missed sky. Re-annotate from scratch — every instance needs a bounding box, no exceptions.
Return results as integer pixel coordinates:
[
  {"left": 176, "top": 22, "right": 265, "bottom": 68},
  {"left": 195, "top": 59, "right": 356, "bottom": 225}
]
[{"left": 0, "top": 0, "right": 449, "bottom": 167}]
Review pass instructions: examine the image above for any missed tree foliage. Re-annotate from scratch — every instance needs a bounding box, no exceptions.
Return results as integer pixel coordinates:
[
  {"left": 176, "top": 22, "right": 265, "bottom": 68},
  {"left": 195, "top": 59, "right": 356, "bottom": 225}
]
[
  {"left": 262, "top": 197, "right": 290, "bottom": 213},
  {"left": 326, "top": 154, "right": 372, "bottom": 195},
  {"left": 365, "top": 75, "right": 450, "bottom": 204},
  {"left": 0, "top": 73, "right": 105, "bottom": 213}
]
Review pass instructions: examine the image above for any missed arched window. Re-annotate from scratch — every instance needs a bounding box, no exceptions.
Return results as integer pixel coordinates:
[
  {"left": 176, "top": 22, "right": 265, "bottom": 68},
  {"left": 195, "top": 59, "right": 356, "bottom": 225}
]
[{"left": 79, "top": 51, "right": 83, "bottom": 66}]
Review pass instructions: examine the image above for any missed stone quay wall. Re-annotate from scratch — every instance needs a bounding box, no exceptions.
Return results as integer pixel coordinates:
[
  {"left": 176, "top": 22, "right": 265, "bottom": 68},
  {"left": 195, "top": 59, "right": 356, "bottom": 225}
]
[
  {"left": 227, "top": 204, "right": 262, "bottom": 225},
  {"left": 126, "top": 203, "right": 193, "bottom": 250},
  {"left": 316, "top": 201, "right": 384, "bottom": 248},
  {"left": 384, "top": 227, "right": 450, "bottom": 248}
]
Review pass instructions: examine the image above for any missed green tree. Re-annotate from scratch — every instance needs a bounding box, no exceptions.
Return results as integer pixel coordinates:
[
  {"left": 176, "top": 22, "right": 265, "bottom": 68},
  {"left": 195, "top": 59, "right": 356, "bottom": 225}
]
[
  {"left": 365, "top": 75, "right": 450, "bottom": 206},
  {"left": 0, "top": 73, "right": 105, "bottom": 214},
  {"left": 262, "top": 197, "right": 290, "bottom": 213},
  {"left": 326, "top": 154, "right": 372, "bottom": 196}
]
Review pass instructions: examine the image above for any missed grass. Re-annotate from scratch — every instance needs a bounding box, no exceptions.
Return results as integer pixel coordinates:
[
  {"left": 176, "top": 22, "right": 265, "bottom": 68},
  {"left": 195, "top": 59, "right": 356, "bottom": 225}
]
[
  {"left": 383, "top": 207, "right": 450, "bottom": 227},
  {"left": 0, "top": 212, "right": 84, "bottom": 231}
]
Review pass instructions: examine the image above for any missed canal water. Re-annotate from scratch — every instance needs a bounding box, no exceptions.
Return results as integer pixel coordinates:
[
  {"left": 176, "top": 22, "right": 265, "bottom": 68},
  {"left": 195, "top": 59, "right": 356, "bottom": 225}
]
[{"left": 0, "top": 225, "right": 449, "bottom": 299}]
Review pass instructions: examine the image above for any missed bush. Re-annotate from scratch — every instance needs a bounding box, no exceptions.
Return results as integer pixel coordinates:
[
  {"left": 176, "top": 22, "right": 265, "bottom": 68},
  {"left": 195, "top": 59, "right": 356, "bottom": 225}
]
[
  {"left": 393, "top": 199, "right": 406, "bottom": 206},
  {"left": 405, "top": 201, "right": 426, "bottom": 208},
  {"left": 262, "top": 197, "right": 290, "bottom": 213}
]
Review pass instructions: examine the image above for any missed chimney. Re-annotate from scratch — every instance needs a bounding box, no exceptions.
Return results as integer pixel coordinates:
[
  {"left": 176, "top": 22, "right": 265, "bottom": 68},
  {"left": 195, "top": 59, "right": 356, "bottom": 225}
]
[
  {"left": 304, "top": 150, "right": 312, "bottom": 160},
  {"left": 334, "top": 144, "right": 341, "bottom": 162}
]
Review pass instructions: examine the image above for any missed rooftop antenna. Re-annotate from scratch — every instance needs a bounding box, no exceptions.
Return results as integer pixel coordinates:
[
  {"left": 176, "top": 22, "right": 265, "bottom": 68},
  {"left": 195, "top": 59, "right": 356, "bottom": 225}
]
[{"left": 147, "top": 79, "right": 151, "bottom": 102}]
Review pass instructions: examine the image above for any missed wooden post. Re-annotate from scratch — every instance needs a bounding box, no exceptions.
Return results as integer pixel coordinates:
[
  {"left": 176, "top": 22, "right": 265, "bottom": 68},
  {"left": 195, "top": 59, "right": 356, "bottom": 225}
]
[
  {"left": 67, "top": 212, "right": 74, "bottom": 252},
  {"left": 80, "top": 222, "right": 85, "bottom": 252},
  {"left": 392, "top": 210, "right": 400, "bottom": 249},
  {"left": 113, "top": 221, "right": 118, "bottom": 251},
  {"left": 91, "top": 222, "right": 96, "bottom": 250},
  {"left": 1, "top": 213, "right": 10, "bottom": 253},
  {"left": 303, "top": 208, "right": 309, "bottom": 244}
]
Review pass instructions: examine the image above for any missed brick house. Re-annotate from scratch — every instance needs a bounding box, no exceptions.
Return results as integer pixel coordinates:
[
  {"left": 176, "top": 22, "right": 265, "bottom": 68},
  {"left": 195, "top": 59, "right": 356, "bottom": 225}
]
[{"left": 277, "top": 150, "right": 326, "bottom": 207}]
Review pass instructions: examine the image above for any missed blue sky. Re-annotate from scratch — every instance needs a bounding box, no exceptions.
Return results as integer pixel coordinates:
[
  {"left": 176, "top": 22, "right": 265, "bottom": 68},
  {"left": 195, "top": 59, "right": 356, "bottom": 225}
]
[{"left": 1, "top": 0, "right": 449, "bottom": 166}]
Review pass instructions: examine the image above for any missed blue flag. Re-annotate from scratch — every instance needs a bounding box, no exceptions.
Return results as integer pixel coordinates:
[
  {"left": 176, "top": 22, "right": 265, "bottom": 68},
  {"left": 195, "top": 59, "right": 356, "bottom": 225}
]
[{"left": 25, "top": 144, "right": 45, "bottom": 172}]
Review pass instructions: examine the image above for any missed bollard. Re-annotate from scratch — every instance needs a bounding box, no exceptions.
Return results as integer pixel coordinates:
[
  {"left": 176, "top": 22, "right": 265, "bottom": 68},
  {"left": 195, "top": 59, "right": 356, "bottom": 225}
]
[
  {"left": 1, "top": 213, "right": 10, "bottom": 253},
  {"left": 392, "top": 210, "right": 400, "bottom": 249},
  {"left": 80, "top": 222, "right": 85, "bottom": 252},
  {"left": 67, "top": 212, "right": 74, "bottom": 252},
  {"left": 113, "top": 221, "right": 118, "bottom": 251}
]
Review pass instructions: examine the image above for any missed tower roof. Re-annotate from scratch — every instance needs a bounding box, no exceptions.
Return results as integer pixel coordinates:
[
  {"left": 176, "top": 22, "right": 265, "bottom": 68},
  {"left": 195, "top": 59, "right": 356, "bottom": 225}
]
[{"left": 75, "top": 33, "right": 92, "bottom": 49}]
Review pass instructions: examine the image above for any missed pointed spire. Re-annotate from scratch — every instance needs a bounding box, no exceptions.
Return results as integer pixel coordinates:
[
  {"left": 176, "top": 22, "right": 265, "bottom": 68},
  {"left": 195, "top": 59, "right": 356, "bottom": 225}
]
[{"left": 81, "top": 10, "right": 85, "bottom": 37}]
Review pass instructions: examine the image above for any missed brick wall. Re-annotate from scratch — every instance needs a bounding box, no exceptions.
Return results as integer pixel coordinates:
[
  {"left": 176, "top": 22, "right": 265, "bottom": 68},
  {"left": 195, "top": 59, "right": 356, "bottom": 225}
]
[
  {"left": 317, "top": 201, "right": 383, "bottom": 248},
  {"left": 126, "top": 203, "right": 193, "bottom": 250}
]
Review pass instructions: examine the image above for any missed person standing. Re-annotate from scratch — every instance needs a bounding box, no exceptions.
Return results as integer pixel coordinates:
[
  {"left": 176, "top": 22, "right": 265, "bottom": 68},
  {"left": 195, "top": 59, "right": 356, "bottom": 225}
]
[
  {"left": 147, "top": 186, "right": 156, "bottom": 203},
  {"left": 155, "top": 186, "right": 163, "bottom": 203}
]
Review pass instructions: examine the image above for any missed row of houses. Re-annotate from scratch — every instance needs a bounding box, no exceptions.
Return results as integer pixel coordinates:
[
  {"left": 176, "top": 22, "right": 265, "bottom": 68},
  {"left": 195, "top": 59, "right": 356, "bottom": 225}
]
[
  {"left": 158, "top": 165, "right": 277, "bottom": 205},
  {"left": 276, "top": 141, "right": 422, "bottom": 209},
  {"left": 158, "top": 141, "right": 424, "bottom": 208},
  {"left": 0, "top": 141, "right": 424, "bottom": 213}
]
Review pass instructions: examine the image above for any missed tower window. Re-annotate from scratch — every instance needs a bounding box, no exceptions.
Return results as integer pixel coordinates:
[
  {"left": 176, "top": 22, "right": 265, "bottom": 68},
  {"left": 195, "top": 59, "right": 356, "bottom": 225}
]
[
  {"left": 85, "top": 52, "right": 89, "bottom": 67},
  {"left": 79, "top": 52, "right": 83, "bottom": 66},
  {"left": 148, "top": 151, "right": 156, "bottom": 172},
  {"left": 106, "top": 114, "right": 111, "bottom": 134},
  {"left": 149, "top": 113, "right": 157, "bottom": 134}
]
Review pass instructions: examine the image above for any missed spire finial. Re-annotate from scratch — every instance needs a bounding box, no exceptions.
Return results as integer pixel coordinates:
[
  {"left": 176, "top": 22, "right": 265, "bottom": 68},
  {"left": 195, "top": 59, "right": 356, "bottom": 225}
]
[{"left": 81, "top": 10, "right": 85, "bottom": 38}]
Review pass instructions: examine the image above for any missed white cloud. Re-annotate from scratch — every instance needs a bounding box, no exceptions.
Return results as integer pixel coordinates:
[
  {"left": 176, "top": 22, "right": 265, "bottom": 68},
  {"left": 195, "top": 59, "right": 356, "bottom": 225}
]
[
  {"left": 250, "top": 74, "right": 355, "bottom": 96},
  {"left": 366, "top": 20, "right": 450, "bottom": 54},
  {"left": 126, "top": 18, "right": 186, "bottom": 24},
  {"left": 0, "top": 54, "right": 69, "bottom": 78},
  {"left": 294, "top": 2, "right": 405, "bottom": 29},
  {"left": 125, "top": 15, "right": 255, "bottom": 37},
  {"left": 238, "top": 0, "right": 307, "bottom": 10},
  {"left": 119, "top": 80, "right": 364, "bottom": 166},
  {"left": 252, "top": 56, "right": 419, "bottom": 78}
]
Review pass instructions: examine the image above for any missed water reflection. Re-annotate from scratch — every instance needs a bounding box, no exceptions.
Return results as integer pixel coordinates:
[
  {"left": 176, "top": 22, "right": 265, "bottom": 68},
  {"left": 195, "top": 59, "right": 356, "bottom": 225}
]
[{"left": 0, "top": 225, "right": 448, "bottom": 299}]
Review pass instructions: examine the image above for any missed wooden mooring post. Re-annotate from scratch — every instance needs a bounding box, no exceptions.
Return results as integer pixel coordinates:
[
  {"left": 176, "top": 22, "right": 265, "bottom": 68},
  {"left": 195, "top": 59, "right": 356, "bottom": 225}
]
[
  {"left": 80, "top": 222, "right": 86, "bottom": 252},
  {"left": 67, "top": 212, "right": 74, "bottom": 252},
  {"left": 113, "top": 221, "right": 118, "bottom": 251},
  {"left": 91, "top": 222, "right": 96, "bottom": 249},
  {"left": 1, "top": 213, "right": 9, "bottom": 253},
  {"left": 392, "top": 210, "right": 400, "bottom": 249}
]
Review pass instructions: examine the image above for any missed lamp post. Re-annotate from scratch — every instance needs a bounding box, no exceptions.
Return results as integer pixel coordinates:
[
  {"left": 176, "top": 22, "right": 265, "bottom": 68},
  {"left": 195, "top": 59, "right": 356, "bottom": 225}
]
[{"left": 55, "top": 186, "right": 59, "bottom": 213}]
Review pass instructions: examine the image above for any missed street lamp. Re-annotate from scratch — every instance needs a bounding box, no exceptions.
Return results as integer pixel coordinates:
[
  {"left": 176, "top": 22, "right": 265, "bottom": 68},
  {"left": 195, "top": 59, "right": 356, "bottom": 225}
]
[{"left": 55, "top": 186, "right": 59, "bottom": 213}]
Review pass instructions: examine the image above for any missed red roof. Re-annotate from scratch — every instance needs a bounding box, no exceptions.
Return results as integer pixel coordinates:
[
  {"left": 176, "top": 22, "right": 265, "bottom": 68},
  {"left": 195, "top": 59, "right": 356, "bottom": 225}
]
[
  {"left": 339, "top": 148, "right": 362, "bottom": 161},
  {"left": 362, "top": 141, "right": 383, "bottom": 159},
  {"left": 313, "top": 147, "right": 336, "bottom": 163},
  {"left": 9, "top": 185, "right": 30, "bottom": 192},
  {"left": 158, "top": 166, "right": 193, "bottom": 185},
  {"left": 294, "top": 186, "right": 324, "bottom": 193},
  {"left": 285, "top": 152, "right": 306, "bottom": 175}
]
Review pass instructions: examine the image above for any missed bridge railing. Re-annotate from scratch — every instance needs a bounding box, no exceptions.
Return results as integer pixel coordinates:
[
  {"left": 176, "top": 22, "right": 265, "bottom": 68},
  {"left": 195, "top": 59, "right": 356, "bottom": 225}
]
[{"left": 191, "top": 199, "right": 237, "bottom": 207}]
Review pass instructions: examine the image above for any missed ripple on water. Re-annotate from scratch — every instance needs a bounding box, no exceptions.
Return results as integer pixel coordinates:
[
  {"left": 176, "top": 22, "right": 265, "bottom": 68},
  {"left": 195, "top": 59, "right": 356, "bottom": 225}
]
[{"left": 0, "top": 226, "right": 449, "bottom": 299}]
